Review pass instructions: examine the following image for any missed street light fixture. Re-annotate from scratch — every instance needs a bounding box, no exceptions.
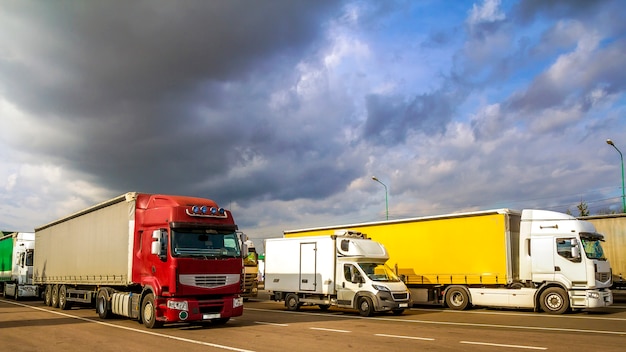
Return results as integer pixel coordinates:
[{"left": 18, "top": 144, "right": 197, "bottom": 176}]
[
  {"left": 606, "top": 139, "right": 626, "bottom": 213},
  {"left": 372, "top": 176, "right": 388, "bottom": 220}
]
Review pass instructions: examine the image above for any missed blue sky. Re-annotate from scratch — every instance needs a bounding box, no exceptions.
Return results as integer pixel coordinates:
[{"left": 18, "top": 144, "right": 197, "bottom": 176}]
[{"left": 1, "top": 0, "right": 625, "bottom": 247}]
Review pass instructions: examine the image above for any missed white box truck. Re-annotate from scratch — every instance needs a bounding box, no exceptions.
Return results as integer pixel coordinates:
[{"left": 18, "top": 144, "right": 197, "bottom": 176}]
[{"left": 264, "top": 231, "right": 411, "bottom": 316}]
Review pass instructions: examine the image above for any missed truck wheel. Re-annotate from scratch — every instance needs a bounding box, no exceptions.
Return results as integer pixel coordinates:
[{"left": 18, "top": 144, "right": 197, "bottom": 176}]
[
  {"left": 539, "top": 287, "right": 569, "bottom": 314},
  {"left": 13, "top": 285, "right": 19, "bottom": 301},
  {"left": 51, "top": 285, "right": 60, "bottom": 308},
  {"left": 96, "top": 289, "right": 111, "bottom": 319},
  {"left": 141, "top": 293, "right": 164, "bottom": 328},
  {"left": 58, "top": 285, "right": 71, "bottom": 310},
  {"left": 211, "top": 317, "right": 230, "bottom": 325},
  {"left": 318, "top": 304, "right": 330, "bottom": 311},
  {"left": 44, "top": 285, "right": 52, "bottom": 306},
  {"left": 446, "top": 287, "right": 470, "bottom": 310},
  {"left": 285, "top": 293, "right": 300, "bottom": 311},
  {"left": 358, "top": 296, "right": 374, "bottom": 317},
  {"left": 392, "top": 309, "right": 404, "bottom": 315}
]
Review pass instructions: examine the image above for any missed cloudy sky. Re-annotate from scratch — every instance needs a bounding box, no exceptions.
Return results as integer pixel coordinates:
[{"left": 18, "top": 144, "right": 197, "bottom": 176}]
[{"left": 1, "top": 0, "right": 625, "bottom": 247}]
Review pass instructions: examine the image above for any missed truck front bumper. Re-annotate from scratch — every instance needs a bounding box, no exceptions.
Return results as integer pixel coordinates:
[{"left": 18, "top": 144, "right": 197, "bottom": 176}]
[
  {"left": 570, "top": 288, "right": 613, "bottom": 308},
  {"left": 374, "top": 290, "right": 411, "bottom": 311},
  {"left": 160, "top": 295, "right": 244, "bottom": 323}
]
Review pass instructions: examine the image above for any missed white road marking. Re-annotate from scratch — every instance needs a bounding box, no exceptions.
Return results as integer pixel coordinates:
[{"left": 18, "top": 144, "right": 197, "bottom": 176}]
[
  {"left": 461, "top": 341, "right": 547, "bottom": 350},
  {"left": 411, "top": 307, "right": 626, "bottom": 321},
  {"left": 375, "top": 333, "right": 434, "bottom": 341},
  {"left": 255, "top": 321, "right": 288, "bottom": 326},
  {"left": 309, "top": 327, "right": 351, "bottom": 333},
  {"left": 245, "top": 307, "right": 626, "bottom": 335},
  {"left": 3, "top": 300, "right": 254, "bottom": 352}
]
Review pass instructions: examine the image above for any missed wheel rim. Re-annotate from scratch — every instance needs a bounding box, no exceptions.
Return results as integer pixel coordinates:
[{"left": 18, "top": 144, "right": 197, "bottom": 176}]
[
  {"left": 360, "top": 299, "right": 370, "bottom": 312},
  {"left": 451, "top": 292, "right": 464, "bottom": 306},
  {"left": 143, "top": 301, "right": 154, "bottom": 322},
  {"left": 545, "top": 293, "right": 563, "bottom": 310}
]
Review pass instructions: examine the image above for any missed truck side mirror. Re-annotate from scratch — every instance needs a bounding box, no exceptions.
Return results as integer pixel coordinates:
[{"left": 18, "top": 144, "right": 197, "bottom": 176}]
[
  {"left": 571, "top": 238, "right": 580, "bottom": 260},
  {"left": 151, "top": 229, "right": 167, "bottom": 260}
]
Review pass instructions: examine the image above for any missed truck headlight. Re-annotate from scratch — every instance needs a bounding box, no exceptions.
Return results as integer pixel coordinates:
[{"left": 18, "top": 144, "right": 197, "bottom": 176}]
[
  {"left": 167, "top": 300, "right": 188, "bottom": 311},
  {"left": 587, "top": 292, "right": 600, "bottom": 299},
  {"left": 372, "top": 284, "right": 390, "bottom": 292}
]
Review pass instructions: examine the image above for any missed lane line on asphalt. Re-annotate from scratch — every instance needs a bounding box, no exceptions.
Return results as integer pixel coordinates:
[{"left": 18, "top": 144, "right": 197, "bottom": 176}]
[
  {"left": 245, "top": 307, "right": 626, "bottom": 335},
  {"left": 2, "top": 299, "right": 255, "bottom": 352},
  {"left": 309, "top": 327, "right": 350, "bottom": 333},
  {"left": 411, "top": 307, "right": 626, "bottom": 321},
  {"left": 460, "top": 340, "right": 547, "bottom": 350},
  {"left": 255, "top": 321, "right": 288, "bottom": 326},
  {"left": 375, "top": 333, "right": 435, "bottom": 341}
]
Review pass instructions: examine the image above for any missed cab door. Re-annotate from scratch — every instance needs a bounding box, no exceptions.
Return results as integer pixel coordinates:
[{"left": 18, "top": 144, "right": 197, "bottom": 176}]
[{"left": 336, "top": 263, "right": 362, "bottom": 307}]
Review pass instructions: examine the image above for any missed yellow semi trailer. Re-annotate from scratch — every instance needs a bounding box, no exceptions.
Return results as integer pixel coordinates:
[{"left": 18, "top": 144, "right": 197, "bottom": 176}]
[{"left": 285, "top": 209, "right": 613, "bottom": 314}]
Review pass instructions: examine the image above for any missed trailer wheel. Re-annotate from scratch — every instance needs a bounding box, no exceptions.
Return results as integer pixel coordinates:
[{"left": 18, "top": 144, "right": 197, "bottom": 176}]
[
  {"left": 96, "top": 289, "right": 111, "bottom": 319},
  {"left": 539, "top": 287, "right": 570, "bottom": 314},
  {"left": 358, "top": 296, "right": 375, "bottom": 317},
  {"left": 141, "top": 293, "right": 164, "bottom": 328},
  {"left": 285, "top": 293, "right": 300, "bottom": 311},
  {"left": 446, "top": 287, "right": 470, "bottom": 310},
  {"left": 44, "top": 285, "right": 52, "bottom": 306},
  {"left": 51, "top": 285, "right": 60, "bottom": 308},
  {"left": 58, "top": 285, "right": 71, "bottom": 310}
]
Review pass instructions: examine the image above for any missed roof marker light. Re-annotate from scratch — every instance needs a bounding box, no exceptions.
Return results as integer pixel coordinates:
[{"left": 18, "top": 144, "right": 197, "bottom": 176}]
[
  {"left": 201, "top": 206, "right": 208, "bottom": 214},
  {"left": 192, "top": 205, "right": 200, "bottom": 213}
]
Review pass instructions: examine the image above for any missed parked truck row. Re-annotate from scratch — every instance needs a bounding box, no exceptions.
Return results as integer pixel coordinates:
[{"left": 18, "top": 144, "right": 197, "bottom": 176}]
[
  {"left": 2, "top": 196, "right": 618, "bottom": 322},
  {"left": 283, "top": 209, "right": 614, "bottom": 314}
]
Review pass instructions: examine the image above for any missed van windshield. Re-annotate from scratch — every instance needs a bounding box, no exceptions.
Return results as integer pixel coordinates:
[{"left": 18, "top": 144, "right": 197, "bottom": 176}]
[
  {"left": 358, "top": 263, "right": 401, "bottom": 282},
  {"left": 171, "top": 229, "right": 241, "bottom": 258}
]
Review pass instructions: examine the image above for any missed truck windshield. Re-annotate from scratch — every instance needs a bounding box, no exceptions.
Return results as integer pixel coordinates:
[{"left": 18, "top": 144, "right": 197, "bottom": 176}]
[
  {"left": 171, "top": 229, "right": 241, "bottom": 258},
  {"left": 580, "top": 233, "right": 606, "bottom": 260},
  {"left": 358, "top": 263, "right": 401, "bottom": 282}
]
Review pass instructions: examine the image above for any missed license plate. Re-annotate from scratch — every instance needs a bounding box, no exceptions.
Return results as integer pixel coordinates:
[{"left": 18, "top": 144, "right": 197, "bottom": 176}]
[
  {"left": 203, "top": 314, "right": 221, "bottom": 320},
  {"left": 399, "top": 303, "right": 408, "bottom": 308}
]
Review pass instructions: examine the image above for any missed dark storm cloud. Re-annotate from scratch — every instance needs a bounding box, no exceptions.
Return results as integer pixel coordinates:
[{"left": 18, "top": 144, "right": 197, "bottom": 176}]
[
  {"left": 363, "top": 86, "right": 466, "bottom": 146},
  {"left": 0, "top": 0, "right": 348, "bottom": 202}
]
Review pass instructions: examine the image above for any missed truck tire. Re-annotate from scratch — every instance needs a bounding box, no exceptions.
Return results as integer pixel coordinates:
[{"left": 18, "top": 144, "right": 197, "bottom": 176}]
[
  {"left": 211, "top": 317, "right": 230, "bottom": 325},
  {"left": 44, "top": 285, "right": 52, "bottom": 306},
  {"left": 141, "top": 293, "right": 164, "bottom": 328},
  {"left": 318, "top": 304, "right": 330, "bottom": 311},
  {"left": 51, "top": 285, "right": 60, "bottom": 308},
  {"left": 358, "top": 296, "right": 374, "bottom": 317},
  {"left": 96, "top": 289, "right": 111, "bottom": 319},
  {"left": 13, "top": 284, "right": 19, "bottom": 301},
  {"left": 392, "top": 309, "right": 404, "bottom": 315},
  {"left": 539, "top": 287, "right": 569, "bottom": 314},
  {"left": 446, "top": 286, "right": 470, "bottom": 310},
  {"left": 285, "top": 293, "right": 300, "bottom": 311},
  {"left": 58, "top": 285, "right": 71, "bottom": 310}
]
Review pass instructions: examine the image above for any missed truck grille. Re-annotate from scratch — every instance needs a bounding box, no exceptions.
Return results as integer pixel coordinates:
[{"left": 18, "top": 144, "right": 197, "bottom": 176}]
[
  {"left": 392, "top": 292, "right": 409, "bottom": 301},
  {"left": 596, "top": 272, "right": 611, "bottom": 282},
  {"left": 179, "top": 274, "right": 240, "bottom": 288}
]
